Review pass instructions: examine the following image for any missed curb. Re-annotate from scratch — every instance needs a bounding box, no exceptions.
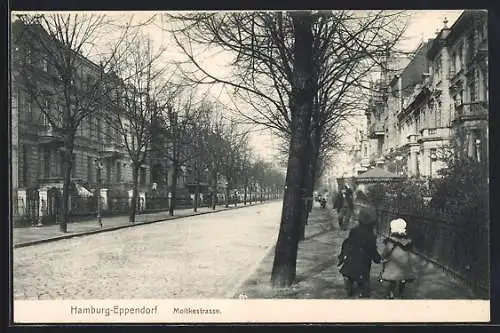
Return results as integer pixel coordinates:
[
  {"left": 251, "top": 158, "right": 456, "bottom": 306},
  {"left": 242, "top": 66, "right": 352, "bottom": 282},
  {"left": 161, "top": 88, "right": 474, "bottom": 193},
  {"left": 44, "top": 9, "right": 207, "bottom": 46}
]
[{"left": 14, "top": 201, "right": 278, "bottom": 249}]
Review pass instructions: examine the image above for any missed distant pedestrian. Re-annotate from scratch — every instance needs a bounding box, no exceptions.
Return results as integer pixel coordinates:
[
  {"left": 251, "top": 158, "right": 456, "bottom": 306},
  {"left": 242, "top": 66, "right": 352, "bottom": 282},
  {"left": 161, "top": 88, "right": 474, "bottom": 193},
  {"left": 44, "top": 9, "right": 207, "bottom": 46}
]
[
  {"left": 379, "top": 218, "right": 415, "bottom": 299},
  {"left": 333, "top": 185, "right": 354, "bottom": 230},
  {"left": 337, "top": 204, "right": 381, "bottom": 298}
]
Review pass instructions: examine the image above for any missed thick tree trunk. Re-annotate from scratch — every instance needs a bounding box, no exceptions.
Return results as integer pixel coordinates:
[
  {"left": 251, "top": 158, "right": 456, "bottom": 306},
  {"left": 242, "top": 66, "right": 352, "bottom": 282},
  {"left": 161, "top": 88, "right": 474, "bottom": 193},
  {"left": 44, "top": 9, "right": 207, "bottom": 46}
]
[
  {"left": 169, "top": 164, "right": 179, "bottom": 216},
  {"left": 299, "top": 124, "right": 321, "bottom": 241},
  {"left": 271, "top": 13, "right": 314, "bottom": 288},
  {"left": 60, "top": 134, "right": 75, "bottom": 233},
  {"left": 129, "top": 166, "right": 139, "bottom": 223}
]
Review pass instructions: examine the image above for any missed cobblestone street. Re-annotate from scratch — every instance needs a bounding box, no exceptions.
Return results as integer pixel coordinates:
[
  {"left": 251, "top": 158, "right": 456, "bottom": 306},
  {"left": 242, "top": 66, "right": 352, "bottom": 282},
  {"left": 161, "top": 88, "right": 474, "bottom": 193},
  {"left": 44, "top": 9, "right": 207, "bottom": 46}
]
[{"left": 13, "top": 202, "right": 281, "bottom": 300}]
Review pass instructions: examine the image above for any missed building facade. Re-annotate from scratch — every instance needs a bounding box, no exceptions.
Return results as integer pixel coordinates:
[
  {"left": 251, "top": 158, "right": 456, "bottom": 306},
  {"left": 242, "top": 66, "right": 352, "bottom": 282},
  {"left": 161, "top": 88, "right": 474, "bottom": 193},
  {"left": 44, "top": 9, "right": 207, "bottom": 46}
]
[
  {"left": 363, "top": 10, "right": 488, "bottom": 178},
  {"left": 11, "top": 20, "right": 155, "bottom": 202}
]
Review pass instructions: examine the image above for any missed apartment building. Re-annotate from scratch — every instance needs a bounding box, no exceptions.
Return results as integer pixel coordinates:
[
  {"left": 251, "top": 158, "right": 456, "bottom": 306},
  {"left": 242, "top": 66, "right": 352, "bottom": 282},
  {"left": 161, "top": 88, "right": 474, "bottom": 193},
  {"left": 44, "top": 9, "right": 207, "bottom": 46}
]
[
  {"left": 363, "top": 10, "right": 488, "bottom": 178},
  {"left": 11, "top": 20, "right": 154, "bottom": 200},
  {"left": 446, "top": 11, "right": 488, "bottom": 163},
  {"left": 346, "top": 129, "right": 370, "bottom": 176}
]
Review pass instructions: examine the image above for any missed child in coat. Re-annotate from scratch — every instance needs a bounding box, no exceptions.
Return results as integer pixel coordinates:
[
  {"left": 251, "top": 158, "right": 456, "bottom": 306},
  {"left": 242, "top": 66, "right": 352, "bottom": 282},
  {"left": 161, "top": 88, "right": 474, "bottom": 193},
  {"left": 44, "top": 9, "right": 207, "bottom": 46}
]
[
  {"left": 380, "top": 218, "right": 415, "bottom": 299},
  {"left": 338, "top": 204, "right": 381, "bottom": 298}
]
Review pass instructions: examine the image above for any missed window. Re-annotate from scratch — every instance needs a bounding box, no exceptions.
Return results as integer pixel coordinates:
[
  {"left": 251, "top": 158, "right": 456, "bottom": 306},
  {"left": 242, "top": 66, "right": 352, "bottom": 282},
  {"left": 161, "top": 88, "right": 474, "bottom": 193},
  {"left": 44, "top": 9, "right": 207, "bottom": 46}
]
[
  {"left": 72, "top": 153, "right": 76, "bottom": 178},
  {"left": 434, "top": 56, "right": 442, "bottom": 81},
  {"left": 106, "top": 161, "right": 112, "bottom": 183},
  {"left": 87, "top": 156, "right": 93, "bottom": 183},
  {"left": 85, "top": 116, "right": 92, "bottom": 138},
  {"left": 55, "top": 104, "right": 63, "bottom": 126},
  {"left": 474, "top": 130, "right": 482, "bottom": 162},
  {"left": 469, "top": 76, "right": 477, "bottom": 102},
  {"left": 85, "top": 74, "right": 92, "bottom": 87},
  {"left": 116, "top": 127, "right": 123, "bottom": 145},
  {"left": 482, "top": 70, "right": 488, "bottom": 101},
  {"left": 78, "top": 123, "right": 83, "bottom": 137},
  {"left": 140, "top": 167, "right": 147, "bottom": 186},
  {"left": 26, "top": 95, "right": 33, "bottom": 122},
  {"left": 457, "top": 44, "right": 463, "bottom": 70},
  {"left": 436, "top": 101, "right": 442, "bottom": 127},
  {"left": 97, "top": 118, "right": 102, "bottom": 142},
  {"left": 59, "top": 151, "right": 65, "bottom": 177},
  {"left": 428, "top": 102, "right": 436, "bottom": 128},
  {"left": 94, "top": 117, "right": 99, "bottom": 141},
  {"left": 44, "top": 149, "right": 51, "bottom": 178},
  {"left": 41, "top": 57, "right": 48, "bottom": 72},
  {"left": 451, "top": 52, "right": 456, "bottom": 74},
  {"left": 41, "top": 112, "right": 49, "bottom": 128},
  {"left": 466, "top": 33, "right": 474, "bottom": 63},
  {"left": 26, "top": 48, "right": 32, "bottom": 65},
  {"left": 88, "top": 115, "right": 94, "bottom": 137},
  {"left": 116, "top": 162, "right": 122, "bottom": 182},
  {"left": 43, "top": 97, "right": 50, "bottom": 111},
  {"left": 106, "top": 122, "right": 113, "bottom": 140}
]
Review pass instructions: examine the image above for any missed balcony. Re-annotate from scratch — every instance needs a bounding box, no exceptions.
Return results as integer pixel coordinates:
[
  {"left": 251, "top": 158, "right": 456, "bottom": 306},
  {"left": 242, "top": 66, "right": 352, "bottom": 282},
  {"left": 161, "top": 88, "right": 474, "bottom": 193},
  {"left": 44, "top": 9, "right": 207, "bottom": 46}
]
[
  {"left": 453, "top": 101, "right": 488, "bottom": 123},
  {"left": 418, "top": 127, "right": 451, "bottom": 142},
  {"left": 468, "top": 44, "right": 488, "bottom": 67},
  {"left": 99, "top": 143, "right": 124, "bottom": 159},
  {"left": 406, "top": 133, "right": 420, "bottom": 145},
  {"left": 367, "top": 123, "right": 385, "bottom": 138},
  {"left": 38, "top": 125, "right": 64, "bottom": 146}
]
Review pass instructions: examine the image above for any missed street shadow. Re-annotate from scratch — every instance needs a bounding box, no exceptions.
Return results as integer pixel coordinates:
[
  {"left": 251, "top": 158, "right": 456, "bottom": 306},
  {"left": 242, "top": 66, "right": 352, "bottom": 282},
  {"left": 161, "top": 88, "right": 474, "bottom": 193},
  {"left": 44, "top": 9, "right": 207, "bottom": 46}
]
[{"left": 295, "top": 259, "right": 337, "bottom": 284}]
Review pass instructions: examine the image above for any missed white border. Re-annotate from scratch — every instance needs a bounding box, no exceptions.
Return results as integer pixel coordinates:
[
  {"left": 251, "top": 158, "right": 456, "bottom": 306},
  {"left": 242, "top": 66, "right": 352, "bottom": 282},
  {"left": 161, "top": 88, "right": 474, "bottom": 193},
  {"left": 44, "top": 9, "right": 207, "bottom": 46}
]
[{"left": 14, "top": 299, "right": 490, "bottom": 323}]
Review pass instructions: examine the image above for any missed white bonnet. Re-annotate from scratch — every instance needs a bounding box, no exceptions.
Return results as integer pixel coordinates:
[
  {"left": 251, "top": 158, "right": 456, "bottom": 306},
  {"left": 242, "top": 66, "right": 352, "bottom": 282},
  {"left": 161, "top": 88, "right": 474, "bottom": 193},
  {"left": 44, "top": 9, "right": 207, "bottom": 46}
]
[{"left": 390, "top": 218, "right": 407, "bottom": 235}]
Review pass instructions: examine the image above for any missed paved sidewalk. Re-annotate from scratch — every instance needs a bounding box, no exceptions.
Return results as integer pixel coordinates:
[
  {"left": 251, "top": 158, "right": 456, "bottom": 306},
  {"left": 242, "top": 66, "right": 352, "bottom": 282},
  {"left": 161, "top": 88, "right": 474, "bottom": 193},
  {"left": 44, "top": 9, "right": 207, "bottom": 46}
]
[
  {"left": 13, "top": 201, "right": 269, "bottom": 248},
  {"left": 235, "top": 204, "right": 478, "bottom": 300}
]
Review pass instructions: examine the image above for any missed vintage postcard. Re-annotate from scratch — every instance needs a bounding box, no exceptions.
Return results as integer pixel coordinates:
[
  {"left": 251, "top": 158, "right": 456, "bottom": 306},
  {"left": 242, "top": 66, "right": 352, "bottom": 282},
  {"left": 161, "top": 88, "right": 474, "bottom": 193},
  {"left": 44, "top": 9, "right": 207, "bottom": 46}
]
[{"left": 10, "top": 9, "right": 490, "bottom": 324}]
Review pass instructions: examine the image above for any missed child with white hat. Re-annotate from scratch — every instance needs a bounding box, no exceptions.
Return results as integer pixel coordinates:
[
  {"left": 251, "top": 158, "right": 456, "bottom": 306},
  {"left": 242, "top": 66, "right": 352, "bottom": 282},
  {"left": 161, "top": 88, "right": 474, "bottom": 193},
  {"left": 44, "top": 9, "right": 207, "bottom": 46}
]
[{"left": 379, "top": 218, "right": 415, "bottom": 299}]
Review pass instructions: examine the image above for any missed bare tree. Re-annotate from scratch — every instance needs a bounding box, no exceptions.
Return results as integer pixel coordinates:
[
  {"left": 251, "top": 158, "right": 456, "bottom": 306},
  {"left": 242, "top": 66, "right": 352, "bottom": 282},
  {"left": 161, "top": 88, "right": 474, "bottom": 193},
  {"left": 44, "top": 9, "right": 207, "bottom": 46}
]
[
  {"left": 219, "top": 120, "right": 250, "bottom": 208},
  {"left": 202, "top": 104, "right": 233, "bottom": 210},
  {"left": 166, "top": 10, "right": 408, "bottom": 286},
  {"left": 12, "top": 13, "right": 131, "bottom": 232},
  {"left": 160, "top": 92, "right": 206, "bottom": 216},
  {"left": 103, "top": 32, "right": 175, "bottom": 223}
]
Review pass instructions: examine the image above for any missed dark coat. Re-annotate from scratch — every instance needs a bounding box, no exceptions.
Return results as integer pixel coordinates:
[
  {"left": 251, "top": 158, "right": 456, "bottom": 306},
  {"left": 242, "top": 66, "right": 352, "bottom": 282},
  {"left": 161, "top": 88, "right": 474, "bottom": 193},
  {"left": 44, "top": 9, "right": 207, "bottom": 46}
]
[
  {"left": 338, "top": 225, "right": 381, "bottom": 282},
  {"left": 333, "top": 191, "right": 354, "bottom": 211},
  {"left": 381, "top": 235, "right": 415, "bottom": 281}
]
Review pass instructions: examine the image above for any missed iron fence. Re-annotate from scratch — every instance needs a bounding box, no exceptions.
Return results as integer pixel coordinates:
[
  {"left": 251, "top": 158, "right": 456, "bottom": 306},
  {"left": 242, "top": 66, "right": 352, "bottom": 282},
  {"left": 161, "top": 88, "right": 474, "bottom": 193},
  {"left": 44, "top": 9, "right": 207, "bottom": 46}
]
[
  {"left": 145, "top": 196, "right": 169, "bottom": 211},
  {"left": 70, "top": 196, "right": 98, "bottom": 216},
  {"left": 13, "top": 188, "right": 281, "bottom": 228},
  {"left": 12, "top": 195, "right": 40, "bottom": 227},
  {"left": 376, "top": 204, "right": 489, "bottom": 298}
]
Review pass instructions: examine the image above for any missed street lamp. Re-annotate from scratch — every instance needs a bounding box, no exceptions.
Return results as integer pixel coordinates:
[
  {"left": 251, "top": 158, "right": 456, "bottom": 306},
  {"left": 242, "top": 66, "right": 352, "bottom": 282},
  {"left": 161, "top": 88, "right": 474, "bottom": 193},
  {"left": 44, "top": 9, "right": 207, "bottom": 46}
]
[{"left": 95, "top": 158, "right": 104, "bottom": 228}]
